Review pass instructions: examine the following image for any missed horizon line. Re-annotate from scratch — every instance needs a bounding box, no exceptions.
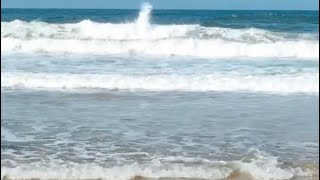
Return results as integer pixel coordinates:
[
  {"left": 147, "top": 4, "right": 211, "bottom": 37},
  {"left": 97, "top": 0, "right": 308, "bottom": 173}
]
[{"left": 1, "top": 7, "right": 319, "bottom": 11}]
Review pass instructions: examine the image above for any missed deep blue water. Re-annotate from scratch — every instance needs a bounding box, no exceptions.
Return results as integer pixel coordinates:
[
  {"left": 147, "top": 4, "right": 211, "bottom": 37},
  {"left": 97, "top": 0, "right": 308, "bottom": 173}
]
[{"left": 1, "top": 9, "right": 319, "bottom": 32}]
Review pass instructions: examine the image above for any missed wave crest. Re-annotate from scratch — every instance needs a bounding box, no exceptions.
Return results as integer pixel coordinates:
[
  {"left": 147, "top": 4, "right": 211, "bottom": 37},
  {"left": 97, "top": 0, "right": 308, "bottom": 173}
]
[{"left": 1, "top": 3, "right": 318, "bottom": 58}]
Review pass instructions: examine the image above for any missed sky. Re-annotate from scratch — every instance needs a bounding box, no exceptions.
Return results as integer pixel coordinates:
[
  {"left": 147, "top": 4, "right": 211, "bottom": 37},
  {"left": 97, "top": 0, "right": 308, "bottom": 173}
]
[{"left": 1, "top": 0, "right": 319, "bottom": 10}]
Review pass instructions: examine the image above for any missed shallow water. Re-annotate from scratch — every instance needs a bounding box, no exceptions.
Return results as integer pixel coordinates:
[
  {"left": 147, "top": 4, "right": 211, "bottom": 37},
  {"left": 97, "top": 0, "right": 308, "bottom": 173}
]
[{"left": 1, "top": 91, "right": 319, "bottom": 179}]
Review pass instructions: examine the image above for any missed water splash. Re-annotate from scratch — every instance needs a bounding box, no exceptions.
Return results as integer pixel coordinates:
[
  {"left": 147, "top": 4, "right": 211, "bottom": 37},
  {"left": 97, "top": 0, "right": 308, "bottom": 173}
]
[{"left": 135, "top": 2, "right": 153, "bottom": 37}]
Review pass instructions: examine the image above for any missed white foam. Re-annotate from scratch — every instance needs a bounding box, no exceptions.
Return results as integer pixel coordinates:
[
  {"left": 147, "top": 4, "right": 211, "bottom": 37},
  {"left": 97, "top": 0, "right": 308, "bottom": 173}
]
[
  {"left": 1, "top": 3, "right": 319, "bottom": 59},
  {"left": 1, "top": 163, "right": 229, "bottom": 180},
  {"left": 1, "top": 72, "right": 318, "bottom": 94},
  {"left": 2, "top": 37, "right": 318, "bottom": 59},
  {"left": 1, "top": 151, "right": 316, "bottom": 180}
]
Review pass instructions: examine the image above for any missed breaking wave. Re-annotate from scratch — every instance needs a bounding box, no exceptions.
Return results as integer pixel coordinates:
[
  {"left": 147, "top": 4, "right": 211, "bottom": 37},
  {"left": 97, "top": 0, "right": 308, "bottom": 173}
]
[{"left": 1, "top": 3, "right": 319, "bottom": 59}]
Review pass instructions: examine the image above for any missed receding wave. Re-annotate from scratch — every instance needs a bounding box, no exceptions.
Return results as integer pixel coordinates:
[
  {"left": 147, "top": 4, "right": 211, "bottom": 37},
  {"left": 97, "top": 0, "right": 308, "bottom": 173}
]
[
  {"left": 1, "top": 3, "right": 319, "bottom": 59},
  {"left": 1, "top": 72, "right": 318, "bottom": 94}
]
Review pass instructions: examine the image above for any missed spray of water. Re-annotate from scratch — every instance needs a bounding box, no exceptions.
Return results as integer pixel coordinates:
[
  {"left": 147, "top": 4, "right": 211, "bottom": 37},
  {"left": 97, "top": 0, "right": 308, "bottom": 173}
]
[{"left": 135, "top": 2, "right": 153, "bottom": 36}]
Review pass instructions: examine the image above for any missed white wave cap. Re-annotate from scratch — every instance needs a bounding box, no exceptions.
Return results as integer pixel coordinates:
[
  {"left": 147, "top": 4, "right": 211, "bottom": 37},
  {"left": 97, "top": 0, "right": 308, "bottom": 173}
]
[
  {"left": 1, "top": 2, "right": 319, "bottom": 59},
  {"left": 1, "top": 72, "right": 318, "bottom": 94}
]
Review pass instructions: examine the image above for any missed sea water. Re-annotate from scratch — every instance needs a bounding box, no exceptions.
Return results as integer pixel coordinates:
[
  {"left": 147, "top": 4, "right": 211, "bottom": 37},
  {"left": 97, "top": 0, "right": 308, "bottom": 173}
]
[{"left": 1, "top": 3, "right": 319, "bottom": 180}]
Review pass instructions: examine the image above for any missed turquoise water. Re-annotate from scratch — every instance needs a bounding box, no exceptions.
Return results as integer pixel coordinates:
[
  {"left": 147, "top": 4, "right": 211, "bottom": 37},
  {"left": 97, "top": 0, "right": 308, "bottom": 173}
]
[{"left": 1, "top": 3, "right": 319, "bottom": 180}]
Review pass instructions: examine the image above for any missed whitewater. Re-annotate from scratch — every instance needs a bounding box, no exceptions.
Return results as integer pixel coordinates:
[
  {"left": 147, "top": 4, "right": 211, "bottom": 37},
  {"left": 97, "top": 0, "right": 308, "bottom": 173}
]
[
  {"left": 1, "top": 4, "right": 319, "bottom": 59},
  {"left": 1, "top": 3, "right": 319, "bottom": 94}
]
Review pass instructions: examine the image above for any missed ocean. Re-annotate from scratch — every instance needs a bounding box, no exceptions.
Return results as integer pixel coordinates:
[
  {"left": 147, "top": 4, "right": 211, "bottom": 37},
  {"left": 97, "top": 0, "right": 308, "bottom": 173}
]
[{"left": 1, "top": 3, "right": 319, "bottom": 180}]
